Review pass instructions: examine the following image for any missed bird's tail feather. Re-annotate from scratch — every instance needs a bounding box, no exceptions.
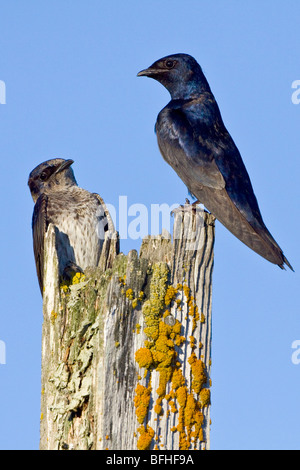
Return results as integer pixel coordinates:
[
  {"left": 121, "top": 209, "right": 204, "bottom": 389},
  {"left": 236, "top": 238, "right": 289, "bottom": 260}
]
[{"left": 200, "top": 187, "right": 293, "bottom": 271}]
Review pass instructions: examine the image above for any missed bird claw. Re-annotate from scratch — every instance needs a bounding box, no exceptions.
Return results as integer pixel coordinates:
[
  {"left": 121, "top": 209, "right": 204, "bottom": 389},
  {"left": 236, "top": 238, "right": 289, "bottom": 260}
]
[
  {"left": 62, "top": 261, "right": 84, "bottom": 283},
  {"left": 171, "top": 199, "right": 200, "bottom": 216}
]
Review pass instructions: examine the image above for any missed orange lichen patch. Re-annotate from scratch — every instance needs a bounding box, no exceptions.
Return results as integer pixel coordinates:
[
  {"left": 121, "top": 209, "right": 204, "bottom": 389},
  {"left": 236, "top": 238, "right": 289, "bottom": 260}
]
[
  {"left": 154, "top": 403, "right": 162, "bottom": 415},
  {"left": 137, "top": 425, "right": 155, "bottom": 450},
  {"left": 181, "top": 283, "right": 202, "bottom": 332},
  {"left": 134, "top": 384, "right": 151, "bottom": 424},
  {"left": 188, "top": 352, "right": 207, "bottom": 395},
  {"left": 178, "top": 393, "right": 204, "bottom": 449},
  {"left": 163, "top": 309, "right": 170, "bottom": 319},
  {"left": 172, "top": 319, "right": 182, "bottom": 336},
  {"left": 156, "top": 367, "right": 172, "bottom": 397},
  {"left": 171, "top": 368, "right": 185, "bottom": 390},
  {"left": 199, "top": 388, "right": 211, "bottom": 408},
  {"left": 182, "top": 284, "right": 190, "bottom": 301},
  {"left": 174, "top": 334, "right": 185, "bottom": 347},
  {"left": 133, "top": 264, "right": 210, "bottom": 450},
  {"left": 176, "top": 386, "right": 187, "bottom": 408},
  {"left": 185, "top": 394, "right": 203, "bottom": 433},
  {"left": 189, "top": 336, "right": 196, "bottom": 349},
  {"left": 151, "top": 323, "right": 175, "bottom": 368},
  {"left": 135, "top": 348, "right": 153, "bottom": 369},
  {"left": 169, "top": 400, "right": 177, "bottom": 413}
]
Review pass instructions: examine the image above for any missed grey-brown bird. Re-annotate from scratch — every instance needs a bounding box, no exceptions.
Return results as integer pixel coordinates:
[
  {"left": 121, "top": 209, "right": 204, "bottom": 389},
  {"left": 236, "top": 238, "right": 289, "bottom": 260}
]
[
  {"left": 28, "top": 158, "right": 115, "bottom": 293},
  {"left": 138, "top": 53, "right": 293, "bottom": 271}
]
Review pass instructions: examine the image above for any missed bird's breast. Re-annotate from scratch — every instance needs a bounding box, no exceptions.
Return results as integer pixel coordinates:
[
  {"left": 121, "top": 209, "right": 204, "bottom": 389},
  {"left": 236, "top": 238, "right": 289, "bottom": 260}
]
[{"left": 47, "top": 189, "right": 105, "bottom": 270}]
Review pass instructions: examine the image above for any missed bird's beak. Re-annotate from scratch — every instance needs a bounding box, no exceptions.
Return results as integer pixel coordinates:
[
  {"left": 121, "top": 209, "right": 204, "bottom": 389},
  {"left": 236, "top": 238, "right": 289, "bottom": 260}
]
[
  {"left": 137, "top": 67, "right": 162, "bottom": 78},
  {"left": 56, "top": 159, "right": 74, "bottom": 174}
]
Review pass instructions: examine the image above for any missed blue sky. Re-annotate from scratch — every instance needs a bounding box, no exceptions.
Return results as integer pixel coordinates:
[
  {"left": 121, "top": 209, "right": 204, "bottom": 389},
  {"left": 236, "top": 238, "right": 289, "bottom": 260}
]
[{"left": 0, "top": 1, "right": 299, "bottom": 450}]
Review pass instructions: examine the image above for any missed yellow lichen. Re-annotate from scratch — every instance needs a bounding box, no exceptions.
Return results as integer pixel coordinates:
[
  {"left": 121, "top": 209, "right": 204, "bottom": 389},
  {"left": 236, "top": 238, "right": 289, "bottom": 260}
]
[
  {"left": 165, "top": 285, "right": 177, "bottom": 306},
  {"left": 199, "top": 388, "right": 211, "bottom": 408},
  {"left": 172, "top": 368, "right": 185, "bottom": 390},
  {"left": 169, "top": 400, "right": 177, "bottom": 413},
  {"left": 154, "top": 403, "right": 162, "bottom": 415},
  {"left": 176, "top": 386, "right": 187, "bottom": 408},
  {"left": 72, "top": 272, "right": 86, "bottom": 284},
  {"left": 188, "top": 352, "right": 207, "bottom": 395},
  {"left": 138, "top": 291, "right": 144, "bottom": 301},
  {"left": 134, "top": 384, "right": 151, "bottom": 424},
  {"left": 126, "top": 288, "right": 134, "bottom": 300},
  {"left": 133, "top": 265, "right": 210, "bottom": 451},
  {"left": 137, "top": 425, "right": 155, "bottom": 450},
  {"left": 135, "top": 348, "right": 153, "bottom": 369},
  {"left": 50, "top": 310, "right": 57, "bottom": 324},
  {"left": 189, "top": 336, "right": 196, "bottom": 349}
]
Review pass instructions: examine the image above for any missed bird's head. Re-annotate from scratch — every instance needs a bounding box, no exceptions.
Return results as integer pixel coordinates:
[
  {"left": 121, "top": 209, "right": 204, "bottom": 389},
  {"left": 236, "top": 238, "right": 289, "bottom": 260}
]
[
  {"left": 28, "top": 158, "right": 77, "bottom": 203},
  {"left": 137, "top": 53, "right": 210, "bottom": 100}
]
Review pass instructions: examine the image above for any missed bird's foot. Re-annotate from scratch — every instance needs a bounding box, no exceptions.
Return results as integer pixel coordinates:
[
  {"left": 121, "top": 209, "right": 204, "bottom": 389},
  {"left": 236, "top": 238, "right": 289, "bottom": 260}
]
[
  {"left": 171, "top": 198, "right": 201, "bottom": 216},
  {"left": 60, "top": 262, "right": 85, "bottom": 291}
]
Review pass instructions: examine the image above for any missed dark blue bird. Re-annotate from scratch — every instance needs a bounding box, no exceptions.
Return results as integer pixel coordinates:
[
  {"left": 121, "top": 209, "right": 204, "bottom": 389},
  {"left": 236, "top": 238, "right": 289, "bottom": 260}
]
[{"left": 138, "top": 53, "right": 293, "bottom": 270}]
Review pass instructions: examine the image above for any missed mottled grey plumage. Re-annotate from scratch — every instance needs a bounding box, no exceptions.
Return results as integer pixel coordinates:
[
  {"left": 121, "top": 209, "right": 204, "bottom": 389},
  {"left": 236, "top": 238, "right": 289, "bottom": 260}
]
[
  {"left": 28, "top": 158, "right": 114, "bottom": 293},
  {"left": 138, "top": 53, "right": 293, "bottom": 270}
]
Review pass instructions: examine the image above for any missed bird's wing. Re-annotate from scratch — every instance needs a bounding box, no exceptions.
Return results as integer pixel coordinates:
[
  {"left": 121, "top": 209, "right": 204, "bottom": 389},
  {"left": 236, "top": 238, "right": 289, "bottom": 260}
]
[
  {"left": 32, "top": 193, "right": 48, "bottom": 294},
  {"left": 158, "top": 100, "right": 265, "bottom": 228},
  {"left": 157, "top": 99, "right": 293, "bottom": 270},
  {"left": 156, "top": 106, "right": 226, "bottom": 190}
]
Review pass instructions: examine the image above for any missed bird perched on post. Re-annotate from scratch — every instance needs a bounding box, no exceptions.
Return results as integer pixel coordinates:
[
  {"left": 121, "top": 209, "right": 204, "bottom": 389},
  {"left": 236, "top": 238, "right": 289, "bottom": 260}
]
[
  {"left": 138, "top": 53, "right": 293, "bottom": 270},
  {"left": 28, "top": 158, "right": 114, "bottom": 294}
]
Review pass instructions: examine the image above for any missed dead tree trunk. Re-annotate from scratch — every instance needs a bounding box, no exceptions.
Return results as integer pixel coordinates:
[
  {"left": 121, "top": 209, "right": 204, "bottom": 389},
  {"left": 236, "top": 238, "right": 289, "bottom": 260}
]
[{"left": 40, "top": 206, "right": 215, "bottom": 450}]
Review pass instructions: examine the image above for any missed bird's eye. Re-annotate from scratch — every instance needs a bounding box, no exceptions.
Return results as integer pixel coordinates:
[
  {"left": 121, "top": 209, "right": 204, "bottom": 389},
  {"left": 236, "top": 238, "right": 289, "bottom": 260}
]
[
  {"left": 40, "top": 166, "right": 57, "bottom": 181},
  {"left": 165, "top": 60, "right": 175, "bottom": 69}
]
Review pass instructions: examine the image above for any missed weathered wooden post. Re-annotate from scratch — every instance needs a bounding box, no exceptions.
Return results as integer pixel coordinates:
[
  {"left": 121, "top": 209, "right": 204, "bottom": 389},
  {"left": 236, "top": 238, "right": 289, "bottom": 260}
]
[{"left": 39, "top": 205, "right": 215, "bottom": 450}]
